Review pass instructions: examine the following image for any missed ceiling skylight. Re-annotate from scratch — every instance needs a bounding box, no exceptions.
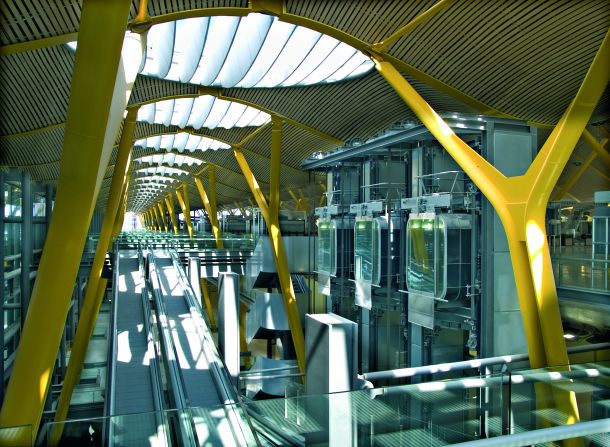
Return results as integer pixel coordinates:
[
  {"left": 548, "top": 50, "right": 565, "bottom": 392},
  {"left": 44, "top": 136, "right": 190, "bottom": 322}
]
[
  {"left": 134, "top": 153, "right": 204, "bottom": 167},
  {"left": 135, "top": 175, "right": 178, "bottom": 184},
  {"left": 137, "top": 96, "right": 270, "bottom": 129},
  {"left": 135, "top": 166, "right": 189, "bottom": 176},
  {"left": 134, "top": 133, "right": 231, "bottom": 152},
  {"left": 139, "top": 14, "right": 374, "bottom": 87}
]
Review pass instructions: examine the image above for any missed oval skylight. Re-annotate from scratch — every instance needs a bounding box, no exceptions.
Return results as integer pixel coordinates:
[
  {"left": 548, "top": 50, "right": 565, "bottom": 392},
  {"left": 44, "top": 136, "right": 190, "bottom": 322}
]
[
  {"left": 134, "top": 133, "right": 231, "bottom": 152},
  {"left": 135, "top": 175, "right": 178, "bottom": 184},
  {"left": 140, "top": 14, "right": 374, "bottom": 87},
  {"left": 135, "top": 166, "right": 189, "bottom": 176},
  {"left": 134, "top": 154, "right": 204, "bottom": 167},
  {"left": 137, "top": 96, "right": 271, "bottom": 129}
]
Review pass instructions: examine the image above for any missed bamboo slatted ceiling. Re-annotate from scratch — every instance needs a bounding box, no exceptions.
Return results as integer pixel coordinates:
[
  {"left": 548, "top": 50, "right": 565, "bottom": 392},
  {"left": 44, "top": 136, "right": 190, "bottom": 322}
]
[{"left": 0, "top": 0, "right": 608, "bottom": 210}]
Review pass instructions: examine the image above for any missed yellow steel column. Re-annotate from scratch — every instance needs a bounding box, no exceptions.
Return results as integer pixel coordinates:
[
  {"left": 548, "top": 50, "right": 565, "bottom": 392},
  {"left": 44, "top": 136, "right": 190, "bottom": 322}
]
[
  {"left": 194, "top": 176, "right": 224, "bottom": 248},
  {"left": 0, "top": 1, "right": 137, "bottom": 442},
  {"left": 152, "top": 205, "right": 162, "bottom": 231},
  {"left": 552, "top": 151, "right": 599, "bottom": 201},
  {"left": 165, "top": 194, "right": 179, "bottom": 234},
  {"left": 176, "top": 185, "right": 194, "bottom": 237},
  {"left": 207, "top": 166, "right": 222, "bottom": 243},
  {"left": 233, "top": 119, "right": 306, "bottom": 374},
  {"left": 374, "top": 25, "right": 609, "bottom": 430},
  {"left": 157, "top": 200, "right": 168, "bottom": 232},
  {"left": 52, "top": 108, "right": 138, "bottom": 439},
  {"left": 583, "top": 129, "right": 610, "bottom": 168},
  {"left": 112, "top": 182, "right": 128, "bottom": 238}
]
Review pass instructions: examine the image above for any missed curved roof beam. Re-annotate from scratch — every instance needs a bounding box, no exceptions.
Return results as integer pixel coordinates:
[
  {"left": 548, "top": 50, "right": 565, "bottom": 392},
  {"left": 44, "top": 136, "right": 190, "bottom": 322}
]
[
  {"left": 128, "top": 1, "right": 547, "bottom": 127},
  {"left": 133, "top": 129, "right": 306, "bottom": 173},
  {"left": 133, "top": 89, "right": 342, "bottom": 146}
]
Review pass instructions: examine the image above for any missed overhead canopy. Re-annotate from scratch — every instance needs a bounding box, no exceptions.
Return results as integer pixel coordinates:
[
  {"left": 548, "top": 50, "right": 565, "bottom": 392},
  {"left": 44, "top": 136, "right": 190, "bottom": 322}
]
[{"left": 0, "top": 1, "right": 608, "bottom": 211}]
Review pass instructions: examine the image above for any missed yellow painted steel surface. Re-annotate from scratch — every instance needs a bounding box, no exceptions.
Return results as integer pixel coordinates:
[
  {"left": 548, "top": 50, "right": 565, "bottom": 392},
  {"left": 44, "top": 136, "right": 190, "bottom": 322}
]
[
  {"left": 0, "top": 1, "right": 134, "bottom": 443},
  {"left": 583, "top": 129, "right": 610, "bottom": 168},
  {"left": 374, "top": 25, "right": 609, "bottom": 432},
  {"left": 165, "top": 194, "right": 179, "bottom": 234},
  {"left": 152, "top": 205, "right": 163, "bottom": 231},
  {"left": 157, "top": 200, "right": 168, "bottom": 232},
  {"left": 52, "top": 108, "right": 138, "bottom": 436},
  {"left": 233, "top": 122, "right": 307, "bottom": 374},
  {"left": 176, "top": 185, "right": 194, "bottom": 237},
  {"left": 194, "top": 174, "right": 224, "bottom": 248}
]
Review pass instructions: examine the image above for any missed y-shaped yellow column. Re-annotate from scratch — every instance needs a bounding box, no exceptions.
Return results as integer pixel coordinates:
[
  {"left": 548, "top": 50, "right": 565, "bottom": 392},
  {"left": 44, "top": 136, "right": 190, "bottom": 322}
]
[
  {"left": 176, "top": 184, "right": 194, "bottom": 237},
  {"left": 194, "top": 173, "right": 224, "bottom": 248},
  {"left": 234, "top": 117, "right": 306, "bottom": 374},
  {"left": 152, "top": 205, "right": 163, "bottom": 231},
  {"left": 51, "top": 107, "right": 139, "bottom": 444},
  {"left": 165, "top": 194, "right": 179, "bottom": 234},
  {"left": 157, "top": 200, "right": 168, "bottom": 232},
  {"left": 0, "top": 1, "right": 137, "bottom": 444},
  {"left": 372, "top": 25, "right": 609, "bottom": 429}
]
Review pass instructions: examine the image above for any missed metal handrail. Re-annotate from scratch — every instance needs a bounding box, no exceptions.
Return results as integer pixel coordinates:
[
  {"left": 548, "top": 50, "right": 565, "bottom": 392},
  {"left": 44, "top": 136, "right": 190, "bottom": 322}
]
[
  {"left": 170, "top": 252, "right": 260, "bottom": 447},
  {"left": 450, "top": 418, "right": 610, "bottom": 447},
  {"left": 363, "top": 342, "right": 610, "bottom": 382},
  {"left": 148, "top": 253, "right": 197, "bottom": 447}
]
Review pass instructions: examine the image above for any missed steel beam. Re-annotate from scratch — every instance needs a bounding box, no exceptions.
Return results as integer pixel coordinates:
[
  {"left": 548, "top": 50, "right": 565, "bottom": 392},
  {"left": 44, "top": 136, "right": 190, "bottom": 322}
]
[
  {"left": 157, "top": 200, "right": 168, "bottom": 232},
  {"left": 165, "top": 194, "right": 179, "bottom": 234},
  {"left": 374, "top": 24, "right": 609, "bottom": 432},
  {"left": 194, "top": 173, "right": 223, "bottom": 248},
  {"left": 233, "top": 122, "right": 306, "bottom": 374},
  {"left": 176, "top": 185, "right": 194, "bottom": 237},
  {"left": 51, "top": 108, "right": 138, "bottom": 438},
  {"left": 0, "top": 1, "right": 136, "bottom": 442}
]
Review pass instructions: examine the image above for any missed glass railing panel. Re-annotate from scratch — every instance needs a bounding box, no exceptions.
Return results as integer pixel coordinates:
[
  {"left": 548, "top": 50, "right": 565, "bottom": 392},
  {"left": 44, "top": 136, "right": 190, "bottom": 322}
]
[
  {"left": 245, "top": 385, "right": 478, "bottom": 446},
  {"left": 552, "top": 256, "right": 609, "bottom": 293},
  {"left": 44, "top": 406, "right": 255, "bottom": 447}
]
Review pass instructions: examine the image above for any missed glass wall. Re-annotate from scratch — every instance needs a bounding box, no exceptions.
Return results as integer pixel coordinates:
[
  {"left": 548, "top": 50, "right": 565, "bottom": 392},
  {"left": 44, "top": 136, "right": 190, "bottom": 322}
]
[{"left": 354, "top": 218, "right": 381, "bottom": 285}]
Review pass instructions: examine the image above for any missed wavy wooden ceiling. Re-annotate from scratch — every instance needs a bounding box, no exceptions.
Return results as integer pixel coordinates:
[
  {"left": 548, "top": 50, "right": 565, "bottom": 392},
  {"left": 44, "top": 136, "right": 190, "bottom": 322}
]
[{"left": 0, "top": 0, "right": 608, "bottom": 212}]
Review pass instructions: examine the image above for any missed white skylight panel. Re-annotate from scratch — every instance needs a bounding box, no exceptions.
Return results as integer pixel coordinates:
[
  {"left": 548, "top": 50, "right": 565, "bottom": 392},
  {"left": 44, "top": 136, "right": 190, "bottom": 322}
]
[
  {"left": 325, "top": 52, "right": 371, "bottom": 83},
  {"left": 175, "top": 155, "right": 203, "bottom": 166},
  {"left": 250, "top": 111, "right": 272, "bottom": 127},
  {"left": 155, "top": 99, "right": 175, "bottom": 126},
  {"left": 217, "top": 102, "right": 247, "bottom": 129},
  {"left": 173, "top": 132, "right": 189, "bottom": 150},
  {"left": 185, "top": 134, "right": 201, "bottom": 152},
  {"left": 281, "top": 34, "right": 339, "bottom": 86},
  {"left": 136, "top": 166, "right": 189, "bottom": 176},
  {"left": 190, "top": 16, "right": 240, "bottom": 85},
  {"left": 137, "top": 103, "right": 156, "bottom": 124},
  {"left": 171, "top": 98, "right": 194, "bottom": 127},
  {"left": 300, "top": 42, "right": 356, "bottom": 85},
  {"left": 136, "top": 176, "right": 177, "bottom": 184},
  {"left": 256, "top": 26, "right": 320, "bottom": 87},
  {"left": 203, "top": 98, "right": 231, "bottom": 129},
  {"left": 141, "top": 20, "right": 175, "bottom": 77},
  {"left": 166, "top": 17, "right": 209, "bottom": 82},
  {"left": 346, "top": 60, "right": 375, "bottom": 79},
  {"left": 235, "top": 106, "right": 262, "bottom": 127},
  {"left": 215, "top": 13, "right": 273, "bottom": 87},
  {"left": 160, "top": 133, "right": 176, "bottom": 149},
  {"left": 186, "top": 96, "right": 215, "bottom": 129},
  {"left": 75, "top": 15, "right": 374, "bottom": 88},
  {"left": 205, "top": 139, "right": 230, "bottom": 151},
  {"left": 166, "top": 153, "right": 177, "bottom": 166},
  {"left": 237, "top": 19, "right": 296, "bottom": 88}
]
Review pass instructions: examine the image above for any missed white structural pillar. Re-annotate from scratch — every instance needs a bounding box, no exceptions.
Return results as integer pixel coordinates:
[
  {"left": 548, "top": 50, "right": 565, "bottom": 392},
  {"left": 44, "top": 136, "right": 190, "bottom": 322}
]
[
  {"left": 218, "top": 272, "right": 240, "bottom": 386},
  {"left": 305, "top": 313, "right": 358, "bottom": 446}
]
